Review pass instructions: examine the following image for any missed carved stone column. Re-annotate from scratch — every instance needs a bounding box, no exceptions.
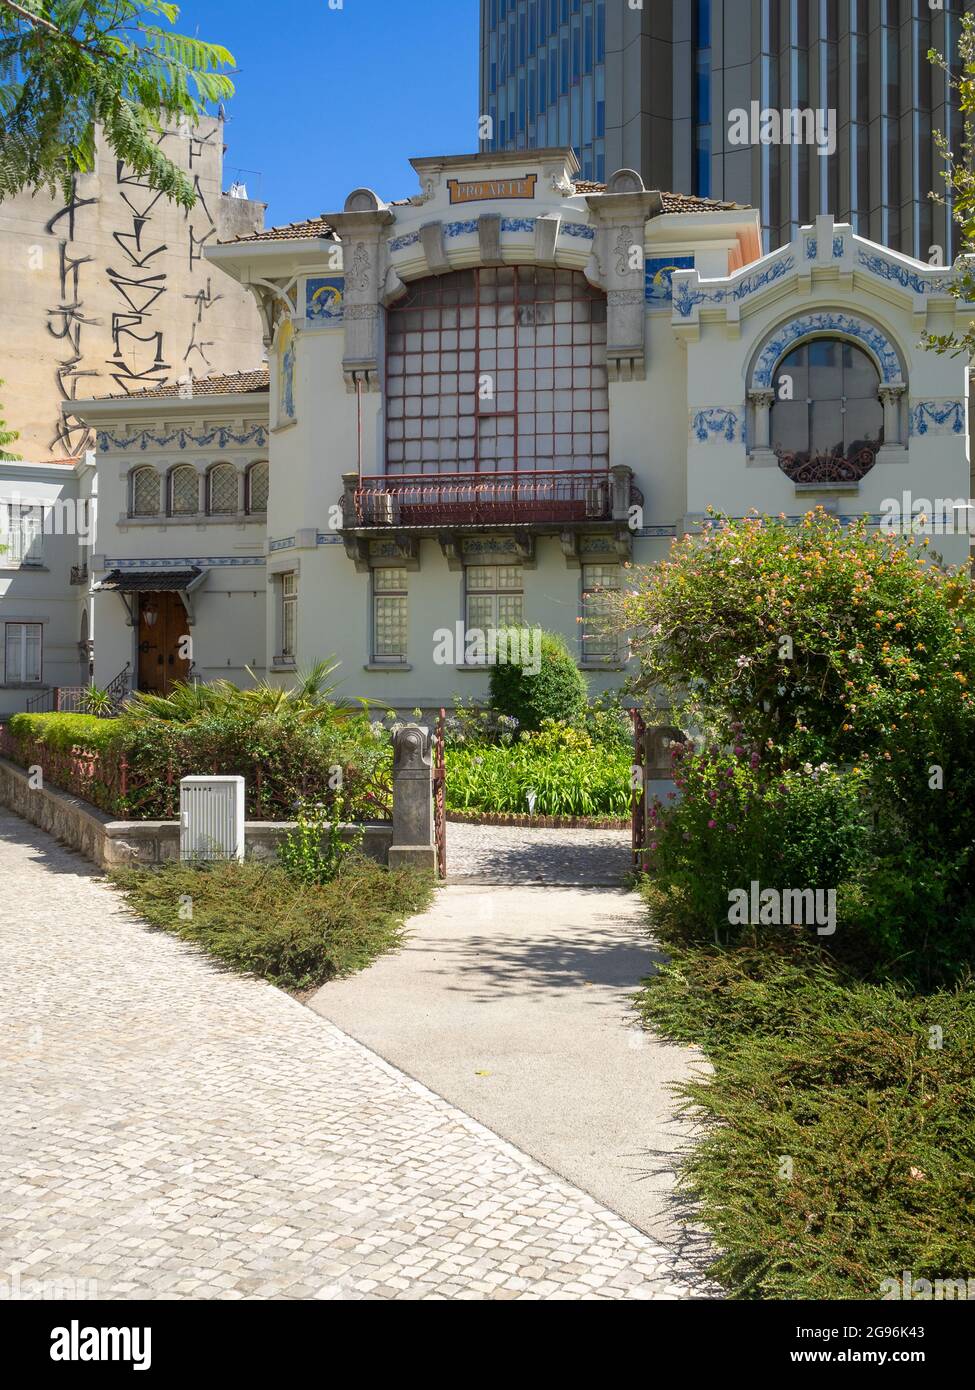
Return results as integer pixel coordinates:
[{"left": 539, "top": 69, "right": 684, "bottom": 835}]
[
  {"left": 586, "top": 170, "right": 663, "bottom": 382},
  {"left": 324, "top": 189, "right": 395, "bottom": 393},
  {"left": 748, "top": 388, "right": 776, "bottom": 451},
  {"left": 388, "top": 724, "right": 436, "bottom": 872},
  {"left": 879, "top": 384, "right": 907, "bottom": 448}
]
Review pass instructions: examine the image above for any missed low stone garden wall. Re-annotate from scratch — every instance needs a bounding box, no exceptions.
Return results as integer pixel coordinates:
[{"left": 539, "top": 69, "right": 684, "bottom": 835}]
[{"left": 0, "top": 756, "right": 393, "bottom": 870}]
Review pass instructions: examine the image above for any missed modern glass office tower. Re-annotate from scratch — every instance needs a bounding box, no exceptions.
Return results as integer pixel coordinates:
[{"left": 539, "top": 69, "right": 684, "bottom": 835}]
[{"left": 479, "top": 0, "right": 973, "bottom": 258}]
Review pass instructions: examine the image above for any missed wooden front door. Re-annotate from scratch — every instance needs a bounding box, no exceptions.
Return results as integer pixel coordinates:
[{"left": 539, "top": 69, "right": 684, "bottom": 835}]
[{"left": 137, "top": 592, "right": 191, "bottom": 695}]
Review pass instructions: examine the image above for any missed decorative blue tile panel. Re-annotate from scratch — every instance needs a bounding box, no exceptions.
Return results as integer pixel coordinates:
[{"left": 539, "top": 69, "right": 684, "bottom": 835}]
[
  {"left": 105, "top": 556, "right": 266, "bottom": 568},
  {"left": 753, "top": 312, "right": 902, "bottom": 386},
  {"left": 909, "top": 401, "right": 966, "bottom": 436},
  {"left": 98, "top": 425, "right": 268, "bottom": 453},
  {"left": 560, "top": 222, "right": 596, "bottom": 241},
  {"left": 857, "top": 248, "right": 950, "bottom": 296},
  {"left": 645, "top": 256, "right": 695, "bottom": 306},
  {"left": 672, "top": 254, "right": 796, "bottom": 317},
  {"left": 305, "top": 277, "right": 345, "bottom": 323},
  {"left": 443, "top": 219, "right": 479, "bottom": 238},
  {"left": 690, "top": 408, "right": 745, "bottom": 444}
]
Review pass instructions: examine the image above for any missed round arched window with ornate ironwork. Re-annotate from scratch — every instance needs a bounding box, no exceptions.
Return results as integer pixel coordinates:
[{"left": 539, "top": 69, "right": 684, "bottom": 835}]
[{"left": 771, "top": 339, "right": 884, "bottom": 483}]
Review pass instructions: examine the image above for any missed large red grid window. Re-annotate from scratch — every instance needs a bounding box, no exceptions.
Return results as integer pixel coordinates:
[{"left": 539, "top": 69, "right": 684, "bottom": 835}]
[{"left": 385, "top": 266, "right": 609, "bottom": 475}]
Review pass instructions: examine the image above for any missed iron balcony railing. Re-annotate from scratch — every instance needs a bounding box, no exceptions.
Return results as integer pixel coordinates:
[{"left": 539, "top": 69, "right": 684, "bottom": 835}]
[{"left": 347, "top": 469, "right": 624, "bottom": 528}]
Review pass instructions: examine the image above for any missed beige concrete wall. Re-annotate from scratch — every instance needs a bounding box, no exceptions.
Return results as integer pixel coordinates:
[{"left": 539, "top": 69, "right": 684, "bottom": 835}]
[{"left": 0, "top": 118, "right": 265, "bottom": 461}]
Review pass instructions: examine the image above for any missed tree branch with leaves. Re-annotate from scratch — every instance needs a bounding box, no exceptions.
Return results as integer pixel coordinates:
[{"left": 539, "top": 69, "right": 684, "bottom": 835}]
[{"left": 0, "top": 0, "right": 235, "bottom": 210}]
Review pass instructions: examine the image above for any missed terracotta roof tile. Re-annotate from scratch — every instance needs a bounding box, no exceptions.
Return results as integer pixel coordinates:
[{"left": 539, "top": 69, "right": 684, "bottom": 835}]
[
  {"left": 93, "top": 368, "right": 269, "bottom": 402},
  {"left": 221, "top": 215, "right": 337, "bottom": 244}
]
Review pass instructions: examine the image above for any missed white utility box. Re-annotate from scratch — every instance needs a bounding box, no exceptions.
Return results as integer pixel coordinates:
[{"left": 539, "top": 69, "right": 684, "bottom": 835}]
[{"left": 179, "top": 776, "right": 246, "bottom": 862}]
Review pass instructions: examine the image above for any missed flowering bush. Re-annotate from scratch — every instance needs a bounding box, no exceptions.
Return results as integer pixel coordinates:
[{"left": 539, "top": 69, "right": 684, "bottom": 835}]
[
  {"left": 625, "top": 510, "right": 975, "bottom": 973},
  {"left": 643, "top": 743, "right": 868, "bottom": 944}
]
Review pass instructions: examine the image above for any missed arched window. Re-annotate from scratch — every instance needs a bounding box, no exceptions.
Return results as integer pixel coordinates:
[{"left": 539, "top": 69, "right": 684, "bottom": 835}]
[
  {"left": 208, "top": 462, "right": 239, "bottom": 515},
  {"left": 131, "top": 467, "right": 160, "bottom": 517},
  {"left": 770, "top": 340, "right": 884, "bottom": 479},
  {"left": 246, "top": 461, "right": 269, "bottom": 513},
  {"left": 169, "top": 465, "right": 200, "bottom": 515},
  {"left": 385, "top": 266, "right": 608, "bottom": 475}
]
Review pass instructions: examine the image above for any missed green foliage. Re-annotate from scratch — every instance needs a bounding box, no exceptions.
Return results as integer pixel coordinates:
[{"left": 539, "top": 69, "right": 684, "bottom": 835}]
[
  {"left": 123, "top": 662, "right": 345, "bottom": 725},
  {"left": 8, "top": 710, "right": 122, "bottom": 752},
  {"left": 643, "top": 746, "right": 869, "bottom": 948},
  {"left": 635, "top": 933, "right": 975, "bottom": 1300},
  {"left": 0, "top": 1, "right": 236, "bottom": 209},
  {"left": 7, "top": 679, "right": 392, "bottom": 823},
  {"left": 111, "top": 856, "right": 433, "bottom": 992},
  {"left": 622, "top": 509, "right": 975, "bottom": 771},
  {"left": 488, "top": 629, "right": 588, "bottom": 732},
  {"left": 923, "top": 14, "right": 975, "bottom": 358},
  {"left": 278, "top": 796, "right": 364, "bottom": 887},
  {"left": 447, "top": 718, "right": 630, "bottom": 818},
  {"left": 0, "top": 377, "right": 20, "bottom": 461}
]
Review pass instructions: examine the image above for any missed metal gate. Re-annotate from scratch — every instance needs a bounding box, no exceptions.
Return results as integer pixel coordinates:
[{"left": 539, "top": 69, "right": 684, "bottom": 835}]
[
  {"left": 433, "top": 707, "right": 447, "bottom": 880},
  {"left": 630, "top": 707, "right": 646, "bottom": 871}
]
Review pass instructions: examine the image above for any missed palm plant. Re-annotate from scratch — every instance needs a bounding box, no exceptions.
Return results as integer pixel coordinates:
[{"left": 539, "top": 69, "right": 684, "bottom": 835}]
[{"left": 122, "top": 661, "right": 346, "bottom": 726}]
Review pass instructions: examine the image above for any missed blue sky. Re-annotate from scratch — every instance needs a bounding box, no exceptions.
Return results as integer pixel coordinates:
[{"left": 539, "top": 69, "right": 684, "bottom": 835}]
[{"left": 177, "top": 0, "right": 480, "bottom": 224}]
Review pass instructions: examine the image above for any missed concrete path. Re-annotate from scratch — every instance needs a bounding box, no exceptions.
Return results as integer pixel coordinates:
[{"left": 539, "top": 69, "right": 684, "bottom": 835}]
[
  {"left": 0, "top": 809, "right": 713, "bottom": 1300},
  {"left": 310, "top": 826, "right": 710, "bottom": 1262}
]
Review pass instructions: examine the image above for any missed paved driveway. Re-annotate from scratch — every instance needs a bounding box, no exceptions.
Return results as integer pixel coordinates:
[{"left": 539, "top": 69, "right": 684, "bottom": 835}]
[{"left": 0, "top": 810, "right": 712, "bottom": 1300}]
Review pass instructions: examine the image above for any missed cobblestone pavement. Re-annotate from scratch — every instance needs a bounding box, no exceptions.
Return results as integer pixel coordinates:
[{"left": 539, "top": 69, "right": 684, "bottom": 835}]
[
  {"left": 0, "top": 811, "right": 713, "bottom": 1300},
  {"left": 447, "top": 821, "right": 631, "bottom": 885}
]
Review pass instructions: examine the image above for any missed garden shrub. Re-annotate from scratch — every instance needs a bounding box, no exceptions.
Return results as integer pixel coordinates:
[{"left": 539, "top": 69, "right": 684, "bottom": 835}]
[
  {"left": 8, "top": 711, "right": 123, "bottom": 754},
  {"left": 635, "top": 931, "right": 975, "bottom": 1300},
  {"left": 112, "top": 856, "right": 433, "bottom": 992},
  {"left": 643, "top": 744, "right": 869, "bottom": 946},
  {"left": 489, "top": 629, "right": 587, "bottom": 731}
]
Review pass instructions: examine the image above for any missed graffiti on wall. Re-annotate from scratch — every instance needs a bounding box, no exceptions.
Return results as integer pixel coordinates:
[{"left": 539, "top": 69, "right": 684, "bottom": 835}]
[
  {"left": 44, "top": 124, "right": 234, "bottom": 456},
  {"left": 45, "top": 186, "right": 100, "bottom": 456}
]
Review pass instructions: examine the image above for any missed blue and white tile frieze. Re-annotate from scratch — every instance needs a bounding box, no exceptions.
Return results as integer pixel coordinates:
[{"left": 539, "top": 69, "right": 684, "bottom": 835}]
[
  {"left": 98, "top": 425, "right": 269, "bottom": 453},
  {"left": 909, "top": 401, "right": 966, "bottom": 437},
  {"left": 672, "top": 254, "right": 796, "bottom": 318},
  {"left": 857, "top": 248, "right": 953, "bottom": 297},
  {"left": 105, "top": 556, "right": 266, "bottom": 569},
  {"left": 754, "top": 312, "right": 902, "bottom": 386}
]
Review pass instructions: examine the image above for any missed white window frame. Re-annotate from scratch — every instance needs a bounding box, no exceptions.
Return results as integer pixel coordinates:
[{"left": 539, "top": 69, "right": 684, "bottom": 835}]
[
  {"left": 0, "top": 502, "right": 45, "bottom": 566},
  {"left": 279, "top": 571, "right": 297, "bottom": 664},
  {"left": 371, "top": 568, "right": 409, "bottom": 665},
  {"left": 581, "top": 561, "right": 623, "bottom": 664},
  {"left": 4, "top": 622, "right": 43, "bottom": 684},
  {"left": 464, "top": 564, "right": 524, "bottom": 638}
]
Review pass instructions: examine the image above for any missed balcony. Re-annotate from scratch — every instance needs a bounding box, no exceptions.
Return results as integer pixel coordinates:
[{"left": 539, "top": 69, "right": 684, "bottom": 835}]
[
  {"left": 776, "top": 444, "right": 878, "bottom": 488},
  {"left": 342, "top": 467, "right": 639, "bottom": 529}
]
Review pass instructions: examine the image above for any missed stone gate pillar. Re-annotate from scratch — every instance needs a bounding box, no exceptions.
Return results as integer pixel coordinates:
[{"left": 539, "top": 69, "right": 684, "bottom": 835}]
[{"left": 389, "top": 724, "right": 436, "bottom": 872}]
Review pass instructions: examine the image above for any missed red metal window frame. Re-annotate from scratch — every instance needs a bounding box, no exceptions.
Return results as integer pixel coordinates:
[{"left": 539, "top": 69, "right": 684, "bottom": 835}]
[{"left": 384, "top": 265, "right": 609, "bottom": 476}]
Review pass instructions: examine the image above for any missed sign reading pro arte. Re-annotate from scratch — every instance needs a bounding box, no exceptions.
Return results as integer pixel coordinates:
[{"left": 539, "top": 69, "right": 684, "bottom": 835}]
[{"left": 447, "top": 174, "right": 537, "bottom": 204}]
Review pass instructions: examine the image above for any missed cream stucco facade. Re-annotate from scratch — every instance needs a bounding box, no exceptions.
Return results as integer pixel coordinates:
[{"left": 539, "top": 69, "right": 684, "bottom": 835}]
[{"left": 25, "top": 147, "right": 973, "bottom": 712}]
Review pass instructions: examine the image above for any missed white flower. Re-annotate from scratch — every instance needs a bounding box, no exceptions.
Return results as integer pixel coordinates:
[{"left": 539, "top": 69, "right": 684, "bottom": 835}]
[
  {"left": 729, "top": 556, "right": 743, "bottom": 566},
  {"left": 736, "top": 655, "right": 752, "bottom": 669}
]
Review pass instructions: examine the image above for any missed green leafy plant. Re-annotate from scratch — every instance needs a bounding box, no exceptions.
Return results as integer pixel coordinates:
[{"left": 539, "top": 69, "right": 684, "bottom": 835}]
[
  {"left": 0, "top": 0, "right": 235, "bottom": 209},
  {"left": 489, "top": 629, "right": 588, "bottom": 732},
  {"left": 8, "top": 709, "right": 122, "bottom": 752},
  {"left": 447, "top": 719, "right": 631, "bottom": 818},
  {"left": 0, "top": 377, "right": 19, "bottom": 460},
  {"left": 278, "top": 795, "right": 364, "bottom": 887}
]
